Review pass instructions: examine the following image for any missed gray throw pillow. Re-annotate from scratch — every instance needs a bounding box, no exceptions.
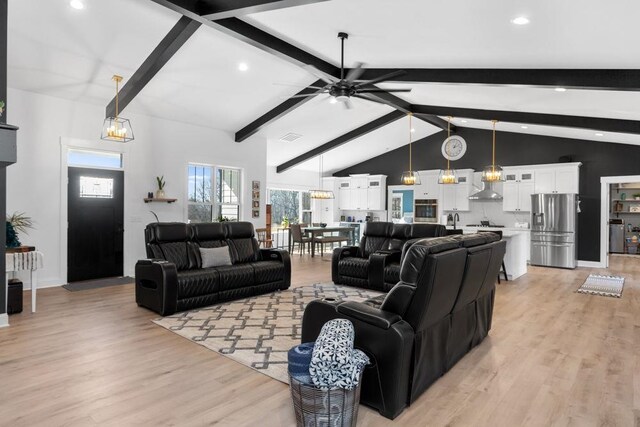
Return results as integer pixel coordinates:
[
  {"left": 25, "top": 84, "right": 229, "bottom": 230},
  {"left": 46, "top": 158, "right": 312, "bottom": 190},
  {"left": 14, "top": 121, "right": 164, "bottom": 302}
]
[{"left": 199, "top": 246, "right": 232, "bottom": 268}]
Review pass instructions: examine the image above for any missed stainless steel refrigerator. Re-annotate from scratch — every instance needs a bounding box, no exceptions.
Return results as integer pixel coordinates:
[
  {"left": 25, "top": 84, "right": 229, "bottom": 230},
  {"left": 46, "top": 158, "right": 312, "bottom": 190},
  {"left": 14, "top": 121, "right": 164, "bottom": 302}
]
[{"left": 530, "top": 193, "right": 579, "bottom": 269}]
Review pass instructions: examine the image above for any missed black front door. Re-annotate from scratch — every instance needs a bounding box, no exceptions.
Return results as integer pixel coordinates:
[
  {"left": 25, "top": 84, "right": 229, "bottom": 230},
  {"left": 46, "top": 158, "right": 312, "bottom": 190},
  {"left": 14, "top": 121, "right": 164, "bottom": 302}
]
[{"left": 67, "top": 167, "right": 124, "bottom": 282}]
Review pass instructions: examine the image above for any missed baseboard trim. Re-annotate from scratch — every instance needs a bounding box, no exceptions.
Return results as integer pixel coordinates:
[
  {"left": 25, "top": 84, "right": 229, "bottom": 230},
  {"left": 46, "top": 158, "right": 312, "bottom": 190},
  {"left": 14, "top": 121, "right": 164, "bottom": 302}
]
[
  {"left": 0, "top": 313, "right": 9, "bottom": 328},
  {"left": 577, "top": 260, "right": 606, "bottom": 268}
]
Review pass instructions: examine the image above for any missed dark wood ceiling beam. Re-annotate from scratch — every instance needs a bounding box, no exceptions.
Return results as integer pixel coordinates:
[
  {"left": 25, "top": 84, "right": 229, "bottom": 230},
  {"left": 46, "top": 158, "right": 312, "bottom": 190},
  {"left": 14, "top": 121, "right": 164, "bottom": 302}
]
[
  {"left": 235, "top": 79, "right": 326, "bottom": 142},
  {"left": 276, "top": 110, "right": 405, "bottom": 173},
  {"left": 199, "top": 0, "right": 330, "bottom": 20},
  {"left": 358, "top": 68, "right": 640, "bottom": 91},
  {"left": 411, "top": 104, "right": 640, "bottom": 135},
  {"left": 105, "top": 16, "right": 200, "bottom": 118}
]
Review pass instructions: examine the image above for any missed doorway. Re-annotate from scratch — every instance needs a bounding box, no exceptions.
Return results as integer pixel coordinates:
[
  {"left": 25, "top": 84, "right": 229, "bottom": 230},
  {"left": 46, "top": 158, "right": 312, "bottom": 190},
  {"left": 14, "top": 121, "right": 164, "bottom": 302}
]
[{"left": 67, "top": 167, "right": 124, "bottom": 282}]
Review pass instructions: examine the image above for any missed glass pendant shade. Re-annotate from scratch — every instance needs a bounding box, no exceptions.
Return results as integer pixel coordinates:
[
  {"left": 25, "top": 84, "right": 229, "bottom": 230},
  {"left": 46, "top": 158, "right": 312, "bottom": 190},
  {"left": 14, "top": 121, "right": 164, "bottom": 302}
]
[
  {"left": 101, "top": 117, "right": 134, "bottom": 143},
  {"left": 481, "top": 164, "right": 504, "bottom": 182},
  {"left": 438, "top": 168, "right": 458, "bottom": 184},
  {"left": 401, "top": 170, "right": 421, "bottom": 185},
  {"left": 101, "top": 74, "right": 134, "bottom": 143},
  {"left": 309, "top": 189, "right": 334, "bottom": 199}
]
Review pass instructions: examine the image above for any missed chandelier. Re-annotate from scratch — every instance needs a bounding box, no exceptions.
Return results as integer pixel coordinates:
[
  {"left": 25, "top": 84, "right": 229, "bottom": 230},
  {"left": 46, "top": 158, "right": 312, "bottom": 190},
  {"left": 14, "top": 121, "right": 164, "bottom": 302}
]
[{"left": 101, "top": 75, "right": 134, "bottom": 142}]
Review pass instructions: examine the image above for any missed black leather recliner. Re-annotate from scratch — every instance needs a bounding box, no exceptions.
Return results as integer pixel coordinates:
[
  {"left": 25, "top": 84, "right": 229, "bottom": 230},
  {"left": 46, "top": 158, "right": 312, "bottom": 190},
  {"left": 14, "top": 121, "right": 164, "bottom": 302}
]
[
  {"left": 332, "top": 222, "right": 447, "bottom": 291},
  {"left": 302, "top": 233, "right": 506, "bottom": 419},
  {"left": 135, "top": 222, "right": 291, "bottom": 315}
]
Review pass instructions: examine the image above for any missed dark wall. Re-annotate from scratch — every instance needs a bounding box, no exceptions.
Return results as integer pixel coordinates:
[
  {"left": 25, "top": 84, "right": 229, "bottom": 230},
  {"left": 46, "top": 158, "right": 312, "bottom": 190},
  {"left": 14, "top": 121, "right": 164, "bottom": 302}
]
[{"left": 335, "top": 127, "right": 640, "bottom": 262}]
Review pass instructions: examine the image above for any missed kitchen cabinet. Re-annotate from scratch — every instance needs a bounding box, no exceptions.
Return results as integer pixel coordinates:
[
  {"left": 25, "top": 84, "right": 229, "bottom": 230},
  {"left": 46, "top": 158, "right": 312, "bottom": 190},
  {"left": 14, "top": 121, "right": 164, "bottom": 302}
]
[
  {"left": 367, "top": 177, "right": 385, "bottom": 210},
  {"left": 441, "top": 171, "right": 472, "bottom": 212},
  {"left": 503, "top": 169, "right": 535, "bottom": 212},
  {"left": 414, "top": 171, "right": 440, "bottom": 199},
  {"left": 338, "top": 180, "right": 353, "bottom": 210},
  {"left": 534, "top": 165, "right": 579, "bottom": 194},
  {"left": 338, "top": 175, "right": 386, "bottom": 211}
]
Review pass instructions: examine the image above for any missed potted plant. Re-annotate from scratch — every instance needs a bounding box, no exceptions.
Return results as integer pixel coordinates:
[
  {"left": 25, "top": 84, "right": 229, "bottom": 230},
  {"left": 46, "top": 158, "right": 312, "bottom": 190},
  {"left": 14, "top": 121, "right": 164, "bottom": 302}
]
[
  {"left": 634, "top": 193, "right": 640, "bottom": 200},
  {"left": 281, "top": 216, "right": 290, "bottom": 228},
  {"left": 156, "top": 176, "right": 166, "bottom": 199},
  {"left": 6, "top": 212, "right": 34, "bottom": 248}
]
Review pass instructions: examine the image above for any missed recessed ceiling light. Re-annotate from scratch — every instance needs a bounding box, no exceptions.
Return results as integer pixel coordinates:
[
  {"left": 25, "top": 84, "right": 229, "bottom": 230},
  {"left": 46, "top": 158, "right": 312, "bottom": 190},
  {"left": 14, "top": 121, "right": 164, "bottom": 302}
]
[
  {"left": 595, "top": 132, "right": 604, "bottom": 137},
  {"left": 238, "top": 62, "right": 249, "bottom": 72},
  {"left": 70, "top": 0, "right": 85, "bottom": 10},
  {"left": 521, "top": 125, "right": 529, "bottom": 129},
  {"left": 329, "top": 97, "right": 337, "bottom": 104},
  {"left": 554, "top": 87, "right": 567, "bottom": 92},
  {"left": 511, "top": 16, "right": 530, "bottom": 25}
]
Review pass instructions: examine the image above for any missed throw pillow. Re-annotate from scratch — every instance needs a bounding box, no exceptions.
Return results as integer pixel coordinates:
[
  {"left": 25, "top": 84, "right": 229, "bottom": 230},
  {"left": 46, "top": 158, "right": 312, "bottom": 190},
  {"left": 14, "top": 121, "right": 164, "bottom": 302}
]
[{"left": 199, "top": 246, "right": 231, "bottom": 268}]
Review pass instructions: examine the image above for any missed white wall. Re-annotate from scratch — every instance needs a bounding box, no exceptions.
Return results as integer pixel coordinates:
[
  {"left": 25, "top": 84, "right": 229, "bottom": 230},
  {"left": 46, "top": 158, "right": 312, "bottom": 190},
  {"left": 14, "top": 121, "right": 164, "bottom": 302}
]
[
  {"left": 266, "top": 166, "right": 318, "bottom": 192},
  {"left": 6, "top": 88, "right": 267, "bottom": 288}
]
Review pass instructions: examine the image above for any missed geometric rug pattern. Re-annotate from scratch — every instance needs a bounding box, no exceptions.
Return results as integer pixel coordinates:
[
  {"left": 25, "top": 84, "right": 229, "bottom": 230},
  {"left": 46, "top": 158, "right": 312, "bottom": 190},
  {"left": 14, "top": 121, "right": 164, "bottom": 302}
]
[
  {"left": 576, "top": 274, "right": 625, "bottom": 298},
  {"left": 153, "top": 283, "right": 383, "bottom": 384}
]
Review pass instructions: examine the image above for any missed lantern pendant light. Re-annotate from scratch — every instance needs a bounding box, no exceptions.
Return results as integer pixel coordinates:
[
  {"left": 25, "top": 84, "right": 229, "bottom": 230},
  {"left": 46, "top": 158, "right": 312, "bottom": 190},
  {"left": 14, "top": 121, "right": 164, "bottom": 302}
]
[
  {"left": 438, "top": 117, "right": 459, "bottom": 185},
  {"left": 481, "top": 120, "right": 504, "bottom": 182},
  {"left": 309, "top": 154, "right": 334, "bottom": 199},
  {"left": 400, "top": 113, "right": 421, "bottom": 185},
  {"left": 101, "top": 75, "right": 134, "bottom": 143}
]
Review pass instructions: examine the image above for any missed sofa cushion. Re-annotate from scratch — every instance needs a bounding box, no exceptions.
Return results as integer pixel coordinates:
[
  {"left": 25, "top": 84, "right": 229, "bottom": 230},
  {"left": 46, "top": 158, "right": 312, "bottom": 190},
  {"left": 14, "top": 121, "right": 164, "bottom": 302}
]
[
  {"left": 384, "top": 262, "right": 401, "bottom": 286},
  {"left": 388, "top": 224, "right": 411, "bottom": 252},
  {"left": 192, "top": 222, "right": 227, "bottom": 248},
  {"left": 199, "top": 246, "right": 232, "bottom": 268},
  {"left": 338, "top": 257, "right": 370, "bottom": 279},
  {"left": 148, "top": 222, "right": 195, "bottom": 271},
  {"left": 251, "top": 261, "right": 285, "bottom": 285},
  {"left": 361, "top": 222, "right": 392, "bottom": 257},
  {"left": 216, "top": 264, "right": 255, "bottom": 291},
  {"left": 176, "top": 268, "right": 220, "bottom": 299},
  {"left": 225, "top": 222, "right": 260, "bottom": 264}
]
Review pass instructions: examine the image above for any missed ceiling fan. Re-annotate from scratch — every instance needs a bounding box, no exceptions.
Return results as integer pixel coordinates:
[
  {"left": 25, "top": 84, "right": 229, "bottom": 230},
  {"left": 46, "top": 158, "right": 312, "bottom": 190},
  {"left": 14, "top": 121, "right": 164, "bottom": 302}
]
[{"left": 286, "top": 32, "right": 412, "bottom": 109}]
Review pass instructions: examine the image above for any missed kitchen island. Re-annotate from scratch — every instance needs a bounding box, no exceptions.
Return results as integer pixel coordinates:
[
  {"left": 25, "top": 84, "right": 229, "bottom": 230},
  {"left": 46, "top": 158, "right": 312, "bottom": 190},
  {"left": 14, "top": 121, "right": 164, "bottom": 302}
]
[{"left": 447, "top": 227, "right": 529, "bottom": 280}]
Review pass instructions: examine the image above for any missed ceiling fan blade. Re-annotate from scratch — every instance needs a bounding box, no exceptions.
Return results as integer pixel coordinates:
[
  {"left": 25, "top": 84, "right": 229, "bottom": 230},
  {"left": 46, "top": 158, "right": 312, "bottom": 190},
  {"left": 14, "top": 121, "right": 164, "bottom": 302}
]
[
  {"left": 345, "top": 62, "right": 366, "bottom": 83},
  {"left": 354, "top": 70, "right": 406, "bottom": 88},
  {"left": 342, "top": 98, "right": 354, "bottom": 110},
  {"left": 303, "top": 65, "right": 339, "bottom": 84},
  {"left": 273, "top": 82, "right": 326, "bottom": 90},
  {"left": 356, "top": 88, "right": 412, "bottom": 93},
  {"left": 280, "top": 93, "right": 323, "bottom": 100}
]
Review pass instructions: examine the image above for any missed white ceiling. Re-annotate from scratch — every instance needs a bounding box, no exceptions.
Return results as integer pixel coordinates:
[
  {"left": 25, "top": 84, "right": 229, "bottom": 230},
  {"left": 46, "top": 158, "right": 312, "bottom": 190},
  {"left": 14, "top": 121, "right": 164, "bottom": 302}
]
[{"left": 7, "top": 0, "right": 640, "bottom": 174}]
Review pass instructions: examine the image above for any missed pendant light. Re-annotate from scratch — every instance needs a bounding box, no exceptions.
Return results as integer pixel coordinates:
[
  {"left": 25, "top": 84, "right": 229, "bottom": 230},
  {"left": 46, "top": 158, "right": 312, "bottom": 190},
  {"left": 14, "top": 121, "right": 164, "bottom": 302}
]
[
  {"left": 481, "top": 120, "right": 504, "bottom": 182},
  {"left": 438, "top": 116, "right": 459, "bottom": 185},
  {"left": 101, "top": 75, "right": 134, "bottom": 142},
  {"left": 309, "top": 154, "right": 334, "bottom": 199},
  {"left": 400, "top": 113, "right": 421, "bottom": 185}
]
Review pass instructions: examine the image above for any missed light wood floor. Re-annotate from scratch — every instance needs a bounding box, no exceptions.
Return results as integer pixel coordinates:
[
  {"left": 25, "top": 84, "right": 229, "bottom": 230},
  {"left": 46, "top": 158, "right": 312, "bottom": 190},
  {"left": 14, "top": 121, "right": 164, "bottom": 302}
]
[{"left": 1, "top": 254, "right": 639, "bottom": 426}]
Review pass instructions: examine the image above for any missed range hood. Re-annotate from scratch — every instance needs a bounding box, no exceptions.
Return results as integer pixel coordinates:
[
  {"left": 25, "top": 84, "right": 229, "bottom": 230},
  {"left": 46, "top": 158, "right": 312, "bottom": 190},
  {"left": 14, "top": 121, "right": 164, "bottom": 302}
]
[{"left": 469, "top": 182, "right": 502, "bottom": 200}]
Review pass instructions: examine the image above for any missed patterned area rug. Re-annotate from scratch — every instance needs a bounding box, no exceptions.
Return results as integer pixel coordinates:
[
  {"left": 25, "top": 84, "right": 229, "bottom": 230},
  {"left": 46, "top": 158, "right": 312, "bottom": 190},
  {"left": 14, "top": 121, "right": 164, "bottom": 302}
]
[
  {"left": 576, "top": 274, "right": 625, "bottom": 298},
  {"left": 153, "top": 284, "right": 382, "bottom": 384}
]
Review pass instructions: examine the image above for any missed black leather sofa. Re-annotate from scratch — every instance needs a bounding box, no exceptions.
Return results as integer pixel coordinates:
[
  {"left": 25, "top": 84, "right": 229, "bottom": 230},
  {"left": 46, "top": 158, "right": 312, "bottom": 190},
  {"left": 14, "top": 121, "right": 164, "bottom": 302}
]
[
  {"left": 302, "top": 233, "right": 506, "bottom": 419},
  {"left": 135, "top": 222, "right": 291, "bottom": 316},
  {"left": 332, "top": 222, "right": 447, "bottom": 291}
]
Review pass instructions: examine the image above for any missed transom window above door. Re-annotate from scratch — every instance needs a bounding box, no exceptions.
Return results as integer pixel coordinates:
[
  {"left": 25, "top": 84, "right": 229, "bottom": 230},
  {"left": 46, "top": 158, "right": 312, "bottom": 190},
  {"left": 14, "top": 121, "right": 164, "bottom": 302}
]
[{"left": 68, "top": 148, "right": 122, "bottom": 169}]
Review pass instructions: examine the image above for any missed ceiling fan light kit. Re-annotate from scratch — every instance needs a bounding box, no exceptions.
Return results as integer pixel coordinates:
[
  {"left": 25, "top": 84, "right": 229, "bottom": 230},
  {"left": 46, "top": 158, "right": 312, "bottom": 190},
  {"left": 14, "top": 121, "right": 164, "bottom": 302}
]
[
  {"left": 401, "top": 113, "right": 421, "bottom": 186},
  {"left": 101, "top": 75, "right": 134, "bottom": 143},
  {"left": 438, "top": 117, "right": 460, "bottom": 185},
  {"left": 481, "top": 120, "right": 505, "bottom": 182}
]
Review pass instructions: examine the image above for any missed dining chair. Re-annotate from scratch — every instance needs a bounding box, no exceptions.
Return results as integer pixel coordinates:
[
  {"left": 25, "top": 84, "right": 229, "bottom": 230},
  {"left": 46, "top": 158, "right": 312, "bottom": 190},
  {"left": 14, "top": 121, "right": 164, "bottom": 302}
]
[
  {"left": 291, "top": 224, "right": 312, "bottom": 255},
  {"left": 255, "top": 227, "right": 273, "bottom": 248}
]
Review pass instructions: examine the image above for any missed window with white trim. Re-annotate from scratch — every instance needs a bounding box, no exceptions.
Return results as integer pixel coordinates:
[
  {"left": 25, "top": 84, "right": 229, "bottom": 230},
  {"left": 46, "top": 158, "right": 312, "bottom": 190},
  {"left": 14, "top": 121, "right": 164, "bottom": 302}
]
[{"left": 188, "top": 164, "right": 241, "bottom": 223}]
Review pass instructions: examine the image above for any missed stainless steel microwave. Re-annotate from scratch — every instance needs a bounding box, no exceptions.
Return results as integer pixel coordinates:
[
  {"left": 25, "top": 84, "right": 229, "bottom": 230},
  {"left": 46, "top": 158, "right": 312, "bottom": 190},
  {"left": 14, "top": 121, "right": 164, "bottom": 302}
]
[{"left": 414, "top": 199, "right": 438, "bottom": 223}]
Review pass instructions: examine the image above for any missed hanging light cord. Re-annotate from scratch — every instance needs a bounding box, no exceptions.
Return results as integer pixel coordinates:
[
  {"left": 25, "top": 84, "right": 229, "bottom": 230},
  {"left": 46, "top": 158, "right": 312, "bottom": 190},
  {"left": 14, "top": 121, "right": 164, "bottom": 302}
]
[
  {"left": 492, "top": 120, "right": 498, "bottom": 172},
  {"left": 446, "top": 116, "right": 452, "bottom": 170},
  {"left": 408, "top": 113, "right": 413, "bottom": 171}
]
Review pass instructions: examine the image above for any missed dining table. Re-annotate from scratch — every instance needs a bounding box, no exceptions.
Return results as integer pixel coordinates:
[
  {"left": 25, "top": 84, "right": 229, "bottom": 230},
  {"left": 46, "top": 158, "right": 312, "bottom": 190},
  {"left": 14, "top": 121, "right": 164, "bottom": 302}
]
[{"left": 288, "top": 225, "right": 357, "bottom": 257}]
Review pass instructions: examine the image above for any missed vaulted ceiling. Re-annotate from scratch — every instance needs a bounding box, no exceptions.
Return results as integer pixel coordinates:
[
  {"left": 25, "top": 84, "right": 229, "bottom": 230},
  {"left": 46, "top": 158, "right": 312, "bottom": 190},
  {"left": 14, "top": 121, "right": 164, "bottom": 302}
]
[{"left": 8, "top": 0, "right": 640, "bottom": 173}]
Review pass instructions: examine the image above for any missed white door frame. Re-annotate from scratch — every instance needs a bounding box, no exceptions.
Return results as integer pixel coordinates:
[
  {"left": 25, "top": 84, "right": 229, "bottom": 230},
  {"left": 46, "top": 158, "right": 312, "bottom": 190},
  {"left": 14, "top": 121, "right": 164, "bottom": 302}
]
[
  {"left": 599, "top": 175, "right": 640, "bottom": 268},
  {"left": 59, "top": 137, "right": 129, "bottom": 283}
]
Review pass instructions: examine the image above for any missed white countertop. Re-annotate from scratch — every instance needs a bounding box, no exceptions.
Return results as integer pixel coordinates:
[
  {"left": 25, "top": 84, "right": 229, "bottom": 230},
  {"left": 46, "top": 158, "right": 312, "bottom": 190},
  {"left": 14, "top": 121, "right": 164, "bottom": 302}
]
[{"left": 446, "top": 226, "right": 530, "bottom": 238}]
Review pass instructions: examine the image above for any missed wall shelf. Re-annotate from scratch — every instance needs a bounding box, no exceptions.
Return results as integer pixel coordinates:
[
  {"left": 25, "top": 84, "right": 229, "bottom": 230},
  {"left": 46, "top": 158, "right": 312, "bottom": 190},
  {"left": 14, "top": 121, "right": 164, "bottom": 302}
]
[
  {"left": 144, "top": 198, "right": 177, "bottom": 204},
  {"left": 612, "top": 199, "right": 640, "bottom": 202}
]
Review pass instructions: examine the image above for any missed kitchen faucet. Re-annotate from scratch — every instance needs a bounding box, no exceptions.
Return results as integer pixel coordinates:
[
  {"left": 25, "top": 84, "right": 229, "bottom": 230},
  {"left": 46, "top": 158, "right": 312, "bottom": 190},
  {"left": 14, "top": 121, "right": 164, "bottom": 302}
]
[{"left": 453, "top": 213, "right": 460, "bottom": 229}]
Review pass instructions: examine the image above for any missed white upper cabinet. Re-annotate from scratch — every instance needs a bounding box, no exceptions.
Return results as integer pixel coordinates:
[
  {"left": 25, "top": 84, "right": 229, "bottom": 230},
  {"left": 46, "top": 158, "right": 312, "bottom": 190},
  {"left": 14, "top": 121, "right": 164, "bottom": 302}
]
[
  {"left": 414, "top": 171, "right": 440, "bottom": 199},
  {"left": 441, "top": 170, "right": 472, "bottom": 212},
  {"left": 367, "top": 176, "right": 385, "bottom": 210},
  {"left": 338, "top": 175, "right": 386, "bottom": 211},
  {"left": 503, "top": 168, "right": 536, "bottom": 212},
  {"left": 533, "top": 164, "right": 580, "bottom": 194}
]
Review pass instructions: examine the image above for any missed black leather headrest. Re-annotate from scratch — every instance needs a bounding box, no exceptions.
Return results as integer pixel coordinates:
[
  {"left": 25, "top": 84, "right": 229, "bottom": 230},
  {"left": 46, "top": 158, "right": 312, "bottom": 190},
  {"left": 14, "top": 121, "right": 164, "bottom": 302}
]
[
  {"left": 448, "top": 233, "right": 490, "bottom": 248},
  {"left": 192, "top": 222, "right": 226, "bottom": 241},
  {"left": 409, "top": 224, "right": 446, "bottom": 239},
  {"left": 224, "top": 221, "right": 255, "bottom": 238},
  {"left": 400, "top": 236, "right": 461, "bottom": 284},
  {"left": 479, "top": 231, "right": 501, "bottom": 243},
  {"left": 390, "top": 224, "right": 411, "bottom": 240},
  {"left": 147, "top": 222, "right": 191, "bottom": 243},
  {"left": 364, "top": 222, "right": 392, "bottom": 238}
]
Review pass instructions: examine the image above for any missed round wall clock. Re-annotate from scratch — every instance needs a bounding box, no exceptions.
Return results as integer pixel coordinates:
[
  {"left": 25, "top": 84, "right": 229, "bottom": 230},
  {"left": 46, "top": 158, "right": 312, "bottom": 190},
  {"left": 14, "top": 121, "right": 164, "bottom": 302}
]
[{"left": 441, "top": 135, "right": 467, "bottom": 161}]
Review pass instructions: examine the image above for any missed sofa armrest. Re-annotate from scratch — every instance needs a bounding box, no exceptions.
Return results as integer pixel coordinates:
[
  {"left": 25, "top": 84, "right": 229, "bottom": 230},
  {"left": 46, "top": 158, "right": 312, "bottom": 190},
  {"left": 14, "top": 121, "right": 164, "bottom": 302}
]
[
  {"left": 332, "top": 245, "right": 360, "bottom": 284},
  {"left": 368, "top": 250, "right": 401, "bottom": 290},
  {"left": 135, "top": 259, "right": 178, "bottom": 316},
  {"left": 336, "top": 301, "right": 402, "bottom": 330},
  {"left": 259, "top": 248, "right": 291, "bottom": 289}
]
